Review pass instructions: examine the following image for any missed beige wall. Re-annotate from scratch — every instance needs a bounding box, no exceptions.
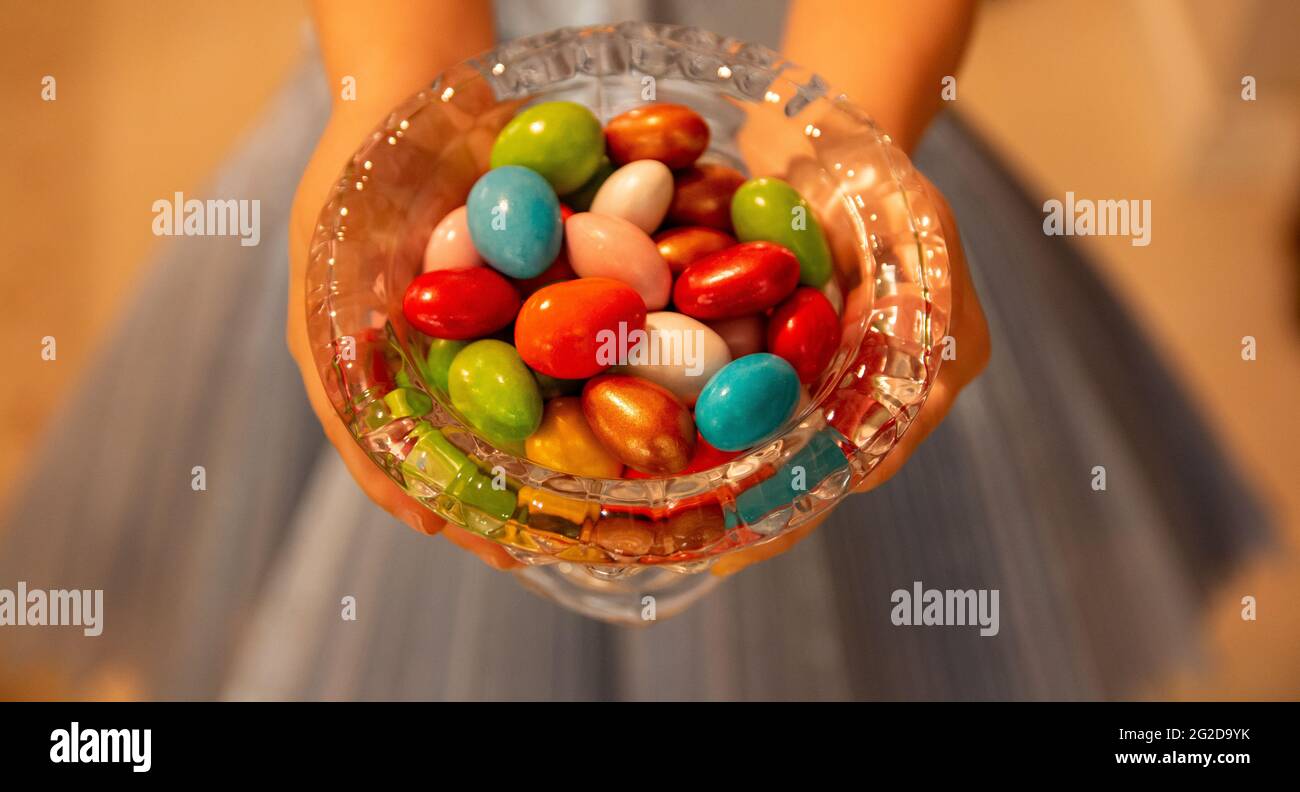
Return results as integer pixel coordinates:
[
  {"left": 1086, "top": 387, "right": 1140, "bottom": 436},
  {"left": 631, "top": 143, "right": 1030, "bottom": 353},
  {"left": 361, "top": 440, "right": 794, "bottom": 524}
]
[{"left": 0, "top": 0, "right": 307, "bottom": 506}]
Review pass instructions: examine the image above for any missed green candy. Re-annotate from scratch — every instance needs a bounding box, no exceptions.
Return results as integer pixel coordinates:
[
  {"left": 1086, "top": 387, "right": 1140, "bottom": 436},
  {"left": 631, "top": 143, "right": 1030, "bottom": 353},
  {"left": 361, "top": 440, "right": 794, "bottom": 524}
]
[
  {"left": 424, "top": 338, "right": 468, "bottom": 393},
  {"left": 730, "top": 177, "right": 833, "bottom": 287},
  {"left": 563, "top": 155, "right": 615, "bottom": 210},
  {"left": 448, "top": 340, "right": 542, "bottom": 445},
  {"left": 490, "top": 101, "right": 604, "bottom": 195}
]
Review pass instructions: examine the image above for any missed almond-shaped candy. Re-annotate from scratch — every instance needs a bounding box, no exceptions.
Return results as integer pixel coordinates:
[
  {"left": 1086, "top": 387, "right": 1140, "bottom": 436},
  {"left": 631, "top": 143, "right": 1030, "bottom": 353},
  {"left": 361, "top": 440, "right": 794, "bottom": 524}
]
[
  {"left": 672, "top": 241, "right": 800, "bottom": 320},
  {"left": 489, "top": 101, "right": 605, "bottom": 194},
  {"left": 403, "top": 268, "right": 520, "bottom": 340},
  {"left": 605, "top": 103, "right": 710, "bottom": 169},
  {"left": 590, "top": 160, "right": 674, "bottom": 234},
  {"left": 466, "top": 165, "right": 563, "bottom": 279},
  {"left": 767, "top": 287, "right": 841, "bottom": 382},
  {"left": 668, "top": 163, "right": 745, "bottom": 230},
  {"left": 423, "top": 206, "right": 482, "bottom": 272},
  {"left": 448, "top": 340, "right": 543, "bottom": 445},
  {"left": 695, "top": 353, "right": 800, "bottom": 452},
  {"left": 565, "top": 212, "right": 672, "bottom": 310},
  {"left": 582, "top": 375, "right": 696, "bottom": 475},
  {"left": 613, "top": 311, "right": 731, "bottom": 406},
  {"left": 514, "top": 277, "right": 647, "bottom": 379},
  {"left": 731, "top": 177, "right": 833, "bottom": 286},
  {"left": 654, "top": 226, "right": 735, "bottom": 275}
]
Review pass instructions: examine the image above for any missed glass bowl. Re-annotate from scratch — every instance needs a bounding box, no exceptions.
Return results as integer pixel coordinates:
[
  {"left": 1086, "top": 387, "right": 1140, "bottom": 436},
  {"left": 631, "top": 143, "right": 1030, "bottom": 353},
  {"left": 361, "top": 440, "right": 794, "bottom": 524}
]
[{"left": 305, "top": 22, "right": 952, "bottom": 624}]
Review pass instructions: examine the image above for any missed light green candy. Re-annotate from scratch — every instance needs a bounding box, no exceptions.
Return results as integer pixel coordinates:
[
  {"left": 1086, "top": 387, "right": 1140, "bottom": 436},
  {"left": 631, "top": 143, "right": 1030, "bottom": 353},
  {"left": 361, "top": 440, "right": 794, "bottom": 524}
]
[
  {"left": 490, "top": 101, "right": 604, "bottom": 195},
  {"left": 730, "top": 177, "right": 833, "bottom": 287},
  {"left": 448, "top": 340, "right": 542, "bottom": 445}
]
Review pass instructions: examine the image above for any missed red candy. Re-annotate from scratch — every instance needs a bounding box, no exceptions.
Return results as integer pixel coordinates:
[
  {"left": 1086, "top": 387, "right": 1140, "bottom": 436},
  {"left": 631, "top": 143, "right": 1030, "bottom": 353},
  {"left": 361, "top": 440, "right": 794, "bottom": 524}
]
[
  {"left": 767, "top": 287, "right": 841, "bottom": 382},
  {"left": 668, "top": 164, "right": 745, "bottom": 230},
  {"left": 672, "top": 241, "right": 801, "bottom": 320},
  {"left": 605, "top": 103, "right": 710, "bottom": 169},
  {"left": 514, "top": 278, "right": 647, "bottom": 379},
  {"left": 654, "top": 226, "right": 735, "bottom": 275},
  {"left": 403, "top": 268, "right": 520, "bottom": 340}
]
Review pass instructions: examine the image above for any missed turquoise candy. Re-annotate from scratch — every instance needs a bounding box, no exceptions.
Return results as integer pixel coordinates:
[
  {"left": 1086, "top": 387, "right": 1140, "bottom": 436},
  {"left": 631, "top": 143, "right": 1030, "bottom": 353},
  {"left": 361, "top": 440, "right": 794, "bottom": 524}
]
[
  {"left": 489, "top": 101, "right": 605, "bottom": 194},
  {"left": 695, "top": 353, "right": 800, "bottom": 452},
  {"left": 466, "top": 166, "right": 562, "bottom": 279},
  {"left": 448, "top": 339, "right": 543, "bottom": 445},
  {"left": 730, "top": 177, "right": 833, "bottom": 287},
  {"left": 730, "top": 430, "right": 848, "bottom": 526}
]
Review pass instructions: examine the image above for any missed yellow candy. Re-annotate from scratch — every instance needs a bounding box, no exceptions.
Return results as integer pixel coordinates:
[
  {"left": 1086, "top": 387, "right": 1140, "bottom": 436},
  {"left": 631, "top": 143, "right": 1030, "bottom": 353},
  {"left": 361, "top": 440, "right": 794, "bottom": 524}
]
[{"left": 525, "top": 397, "right": 623, "bottom": 478}]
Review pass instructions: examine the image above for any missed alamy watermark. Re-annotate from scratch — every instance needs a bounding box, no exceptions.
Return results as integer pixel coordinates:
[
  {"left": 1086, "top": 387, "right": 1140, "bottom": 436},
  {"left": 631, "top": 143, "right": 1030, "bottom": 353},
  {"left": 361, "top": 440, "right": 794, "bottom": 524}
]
[
  {"left": 596, "top": 321, "right": 705, "bottom": 376},
  {"left": 890, "top": 580, "right": 999, "bottom": 637},
  {"left": 1043, "top": 191, "right": 1150, "bottom": 247},
  {"left": 50, "top": 722, "right": 150, "bottom": 773},
  {"left": 152, "top": 191, "right": 260, "bottom": 246},
  {"left": 0, "top": 581, "right": 102, "bottom": 636}
]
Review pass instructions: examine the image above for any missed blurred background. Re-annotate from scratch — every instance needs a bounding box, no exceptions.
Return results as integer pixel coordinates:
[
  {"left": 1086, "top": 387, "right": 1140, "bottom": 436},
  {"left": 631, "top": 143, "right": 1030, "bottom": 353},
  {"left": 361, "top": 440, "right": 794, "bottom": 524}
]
[{"left": 1, "top": 0, "right": 1297, "bottom": 698}]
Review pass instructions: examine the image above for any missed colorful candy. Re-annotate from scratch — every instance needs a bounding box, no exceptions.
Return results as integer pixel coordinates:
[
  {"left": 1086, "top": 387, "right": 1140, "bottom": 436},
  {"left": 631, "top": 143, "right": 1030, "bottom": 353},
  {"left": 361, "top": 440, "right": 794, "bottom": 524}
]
[
  {"left": 490, "top": 101, "right": 605, "bottom": 194},
  {"left": 582, "top": 374, "right": 697, "bottom": 474},
  {"left": 590, "top": 159, "right": 674, "bottom": 234},
  {"left": 423, "top": 205, "right": 482, "bottom": 272},
  {"left": 614, "top": 311, "right": 730, "bottom": 406},
  {"left": 447, "top": 339, "right": 543, "bottom": 445},
  {"left": 695, "top": 353, "right": 801, "bottom": 451},
  {"left": 403, "top": 268, "right": 520, "bottom": 340},
  {"left": 672, "top": 241, "right": 800, "bottom": 320},
  {"left": 605, "top": 103, "right": 710, "bottom": 169},
  {"left": 396, "top": 98, "right": 853, "bottom": 483},
  {"left": 654, "top": 226, "right": 735, "bottom": 275},
  {"left": 565, "top": 212, "right": 672, "bottom": 310},
  {"left": 731, "top": 177, "right": 833, "bottom": 287},
  {"left": 466, "top": 165, "right": 563, "bottom": 279},
  {"left": 767, "top": 287, "right": 841, "bottom": 382},
  {"left": 525, "top": 397, "right": 623, "bottom": 478},
  {"left": 514, "top": 278, "right": 647, "bottom": 379},
  {"left": 668, "top": 163, "right": 745, "bottom": 230}
]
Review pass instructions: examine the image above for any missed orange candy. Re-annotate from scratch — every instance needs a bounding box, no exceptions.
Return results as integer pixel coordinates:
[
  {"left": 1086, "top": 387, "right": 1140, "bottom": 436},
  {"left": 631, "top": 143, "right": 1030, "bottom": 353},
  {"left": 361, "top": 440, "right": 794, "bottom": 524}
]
[
  {"left": 582, "top": 375, "right": 696, "bottom": 475},
  {"left": 514, "top": 278, "right": 647, "bottom": 379}
]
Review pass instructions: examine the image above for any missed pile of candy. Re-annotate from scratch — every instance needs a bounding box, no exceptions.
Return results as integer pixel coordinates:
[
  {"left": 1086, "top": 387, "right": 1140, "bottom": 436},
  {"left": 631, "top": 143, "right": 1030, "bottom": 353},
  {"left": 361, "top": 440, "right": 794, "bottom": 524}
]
[{"left": 401, "top": 100, "right": 843, "bottom": 480}]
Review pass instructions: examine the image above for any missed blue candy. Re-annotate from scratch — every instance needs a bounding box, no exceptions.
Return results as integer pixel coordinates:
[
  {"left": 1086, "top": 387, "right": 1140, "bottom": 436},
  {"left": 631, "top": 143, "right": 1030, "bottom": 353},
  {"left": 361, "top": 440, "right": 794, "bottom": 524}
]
[
  {"left": 466, "top": 165, "right": 562, "bottom": 279},
  {"left": 695, "top": 353, "right": 801, "bottom": 452}
]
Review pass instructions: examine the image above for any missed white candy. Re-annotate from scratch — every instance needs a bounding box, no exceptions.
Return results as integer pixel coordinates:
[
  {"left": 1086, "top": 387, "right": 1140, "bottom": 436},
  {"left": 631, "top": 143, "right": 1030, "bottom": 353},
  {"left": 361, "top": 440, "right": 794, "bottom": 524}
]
[
  {"left": 614, "top": 312, "right": 731, "bottom": 406},
  {"left": 590, "top": 159, "right": 674, "bottom": 234}
]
